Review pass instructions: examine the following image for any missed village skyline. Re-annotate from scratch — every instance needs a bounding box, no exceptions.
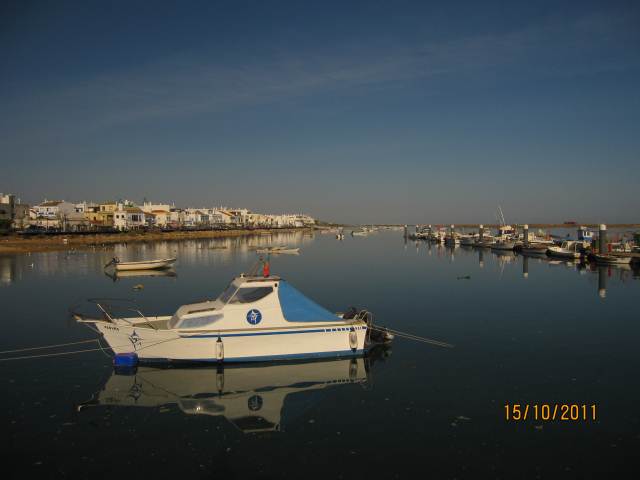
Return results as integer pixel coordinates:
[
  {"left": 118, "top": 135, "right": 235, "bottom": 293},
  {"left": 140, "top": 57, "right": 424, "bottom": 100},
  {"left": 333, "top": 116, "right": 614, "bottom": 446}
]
[{"left": 0, "top": 192, "right": 317, "bottom": 232}]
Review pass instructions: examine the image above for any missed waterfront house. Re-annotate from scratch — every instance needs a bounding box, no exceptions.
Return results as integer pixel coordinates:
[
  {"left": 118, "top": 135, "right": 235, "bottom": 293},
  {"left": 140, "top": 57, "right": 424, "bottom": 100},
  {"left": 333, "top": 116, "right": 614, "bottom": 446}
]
[
  {"left": 33, "top": 200, "right": 76, "bottom": 230},
  {"left": 169, "top": 209, "right": 185, "bottom": 228},
  {"left": 151, "top": 210, "right": 170, "bottom": 228},
  {"left": 141, "top": 202, "right": 171, "bottom": 228},
  {"left": 184, "top": 208, "right": 209, "bottom": 228},
  {"left": 114, "top": 204, "right": 146, "bottom": 231}
]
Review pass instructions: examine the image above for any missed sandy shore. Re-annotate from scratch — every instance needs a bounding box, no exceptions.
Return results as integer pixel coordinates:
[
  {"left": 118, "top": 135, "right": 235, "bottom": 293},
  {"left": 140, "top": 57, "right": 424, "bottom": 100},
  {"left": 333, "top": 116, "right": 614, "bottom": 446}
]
[{"left": 0, "top": 228, "right": 311, "bottom": 254}]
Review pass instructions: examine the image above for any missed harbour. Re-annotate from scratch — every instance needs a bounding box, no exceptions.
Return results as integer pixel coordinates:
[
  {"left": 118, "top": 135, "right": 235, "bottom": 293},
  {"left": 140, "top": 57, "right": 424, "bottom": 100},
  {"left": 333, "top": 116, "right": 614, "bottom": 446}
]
[
  {"left": 1, "top": 229, "right": 639, "bottom": 477},
  {"left": 3, "top": 1, "right": 640, "bottom": 476}
]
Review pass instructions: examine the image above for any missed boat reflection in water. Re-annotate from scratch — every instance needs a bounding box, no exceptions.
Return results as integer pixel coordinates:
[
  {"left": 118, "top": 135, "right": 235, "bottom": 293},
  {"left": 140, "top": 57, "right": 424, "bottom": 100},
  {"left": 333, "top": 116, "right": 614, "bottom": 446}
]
[
  {"left": 104, "top": 268, "right": 177, "bottom": 282},
  {"left": 78, "top": 347, "right": 390, "bottom": 433}
]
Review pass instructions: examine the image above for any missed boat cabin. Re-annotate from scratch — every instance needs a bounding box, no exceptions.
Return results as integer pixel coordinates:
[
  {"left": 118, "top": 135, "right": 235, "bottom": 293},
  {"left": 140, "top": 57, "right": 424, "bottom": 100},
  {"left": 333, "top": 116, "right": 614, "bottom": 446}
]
[
  {"left": 168, "top": 275, "right": 341, "bottom": 331},
  {"left": 577, "top": 226, "right": 594, "bottom": 242}
]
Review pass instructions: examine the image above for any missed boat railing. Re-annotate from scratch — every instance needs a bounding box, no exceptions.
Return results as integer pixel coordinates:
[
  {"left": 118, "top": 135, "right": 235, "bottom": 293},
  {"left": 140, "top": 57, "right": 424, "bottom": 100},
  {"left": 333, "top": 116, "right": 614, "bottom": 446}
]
[{"left": 74, "top": 298, "right": 159, "bottom": 330}]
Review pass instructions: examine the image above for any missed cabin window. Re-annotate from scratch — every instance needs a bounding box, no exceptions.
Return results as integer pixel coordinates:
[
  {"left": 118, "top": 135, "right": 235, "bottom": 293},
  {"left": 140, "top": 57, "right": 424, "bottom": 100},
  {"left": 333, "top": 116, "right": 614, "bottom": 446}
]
[
  {"left": 218, "top": 283, "right": 237, "bottom": 304},
  {"left": 229, "top": 287, "right": 273, "bottom": 304},
  {"left": 178, "top": 314, "right": 223, "bottom": 329}
]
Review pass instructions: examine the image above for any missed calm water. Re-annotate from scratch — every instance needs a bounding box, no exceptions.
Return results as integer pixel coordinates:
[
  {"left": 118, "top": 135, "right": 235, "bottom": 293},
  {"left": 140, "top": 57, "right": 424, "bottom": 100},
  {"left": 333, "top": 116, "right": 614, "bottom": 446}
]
[{"left": 1, "top": 230, "right": 639, "bottom": 478}]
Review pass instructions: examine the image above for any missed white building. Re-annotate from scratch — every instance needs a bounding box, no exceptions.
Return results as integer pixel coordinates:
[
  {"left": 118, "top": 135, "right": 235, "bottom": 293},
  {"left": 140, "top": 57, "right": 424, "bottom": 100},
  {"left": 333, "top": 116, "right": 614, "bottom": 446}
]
[
  {"left": 141, "top": 202, "right": 172, "bottom": 214},
  {"left": 33, "top": 200, "right": 76, "bottom": 229},
  {"left": 114, "top": 204, "right": 146, "bottom": 231},
  {"left": 184, "top": 208, "right": 209, "bottom": 227}
]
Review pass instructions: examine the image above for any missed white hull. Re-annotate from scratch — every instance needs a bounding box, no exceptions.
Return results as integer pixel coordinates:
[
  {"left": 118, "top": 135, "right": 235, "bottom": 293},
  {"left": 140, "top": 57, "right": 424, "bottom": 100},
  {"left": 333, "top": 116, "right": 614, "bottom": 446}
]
[
  {"left": 94, "top": 320, "right": 367, "bottom": 362},
  {"left": 79, "top": 274, "right": 371, "bottom": 363},
  {"left": 114, "top": 258, "right": 176, "bottom": 271},
  {"left": 547, "top": 247, "right": 581, "bottom": 259}
]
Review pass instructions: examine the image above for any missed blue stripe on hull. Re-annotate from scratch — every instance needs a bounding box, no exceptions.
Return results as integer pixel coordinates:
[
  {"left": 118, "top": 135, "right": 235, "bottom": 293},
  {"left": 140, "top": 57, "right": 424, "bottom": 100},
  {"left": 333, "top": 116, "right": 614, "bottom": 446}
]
[
  {"left": 181, "top": 328, "right": 328, "bottom": 338},
  {"left": 181, "top": 327, "right": 362, "bottom": 339},
  {"left": 138, "top": 349, "right": 364, "bottom": 364}
]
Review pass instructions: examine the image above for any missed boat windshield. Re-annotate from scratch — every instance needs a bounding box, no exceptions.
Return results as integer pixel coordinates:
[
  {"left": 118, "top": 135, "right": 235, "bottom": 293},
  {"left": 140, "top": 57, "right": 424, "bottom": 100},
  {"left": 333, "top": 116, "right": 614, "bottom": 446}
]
[{"left": 217, "top": 283, "right": 237, "bottom": 304}]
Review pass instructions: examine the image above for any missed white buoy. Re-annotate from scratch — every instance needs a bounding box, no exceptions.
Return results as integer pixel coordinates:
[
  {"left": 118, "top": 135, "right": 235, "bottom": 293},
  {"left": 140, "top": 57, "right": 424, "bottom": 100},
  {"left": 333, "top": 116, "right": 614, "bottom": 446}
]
[
  {"left": 349, "top": 328, "right": 358, "bottom": 351},
  {"left": 216, "top": 336, "right": 224, "bottom": 362}
]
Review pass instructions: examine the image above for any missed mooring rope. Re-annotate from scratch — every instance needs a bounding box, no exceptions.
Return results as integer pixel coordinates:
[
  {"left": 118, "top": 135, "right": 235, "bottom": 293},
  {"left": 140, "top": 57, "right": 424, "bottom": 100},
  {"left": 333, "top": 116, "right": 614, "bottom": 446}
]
[
  {"left": 0, "top": 339, "right": 98, "bottom": 355},
  {"left": 0, "top": 346, "right": 107, "bottom": 362},
  {"left": 0, "top": 334, "right": 184, "bottom": 362},
  {"left": 370, "top": 325, "right": 454, "bottom": 348}
]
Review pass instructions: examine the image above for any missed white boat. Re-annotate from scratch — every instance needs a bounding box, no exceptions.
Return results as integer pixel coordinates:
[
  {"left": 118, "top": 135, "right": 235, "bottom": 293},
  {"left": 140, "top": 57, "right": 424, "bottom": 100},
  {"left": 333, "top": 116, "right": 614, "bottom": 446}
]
[
  {"left": 75, "top": 271, "right": 391, "bottom": 364},
  {"left": 547, "top": 241, "right": 582, "bottom": 259},
  {"left": 490, "top": 239, "right": 515, "bottom": 251},
  {"left": 459, "top": 234, "right": 477, "bottom": 246},
  {"left": 473, "top": 235, "right": 495, "bottom": 248},
  {"left": 592, "top": 253, "right": 632, "bottom": 265},
  {"left": 105, "top": 257, "right": 177, "bottom": 271},
  {"left": 444, "top": 233, "right": 460, "bottom": 246}
]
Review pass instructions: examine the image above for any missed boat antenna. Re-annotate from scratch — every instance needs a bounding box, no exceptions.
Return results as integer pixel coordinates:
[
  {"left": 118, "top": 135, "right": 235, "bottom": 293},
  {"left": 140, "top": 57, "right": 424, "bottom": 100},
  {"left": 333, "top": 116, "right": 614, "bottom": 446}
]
[{"left": 498, "top": 205, "right": 506, "bottom": 226}]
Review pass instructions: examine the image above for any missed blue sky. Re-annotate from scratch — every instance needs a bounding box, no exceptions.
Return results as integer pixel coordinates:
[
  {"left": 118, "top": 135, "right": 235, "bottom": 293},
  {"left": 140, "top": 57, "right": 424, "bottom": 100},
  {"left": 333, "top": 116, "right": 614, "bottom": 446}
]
[{"left": 1, "top": 0, "right": 639, "bottom": 224}]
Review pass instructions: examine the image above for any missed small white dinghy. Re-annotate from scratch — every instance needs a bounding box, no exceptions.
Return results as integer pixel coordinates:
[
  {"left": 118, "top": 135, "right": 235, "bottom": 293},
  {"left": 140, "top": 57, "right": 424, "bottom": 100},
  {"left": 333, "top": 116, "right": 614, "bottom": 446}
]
[
  {"left": 74, "top": 267, "right": 392, "bottom": 364},
  {"left": 105, "top": 257, "right": 177, "bottom": 271}
]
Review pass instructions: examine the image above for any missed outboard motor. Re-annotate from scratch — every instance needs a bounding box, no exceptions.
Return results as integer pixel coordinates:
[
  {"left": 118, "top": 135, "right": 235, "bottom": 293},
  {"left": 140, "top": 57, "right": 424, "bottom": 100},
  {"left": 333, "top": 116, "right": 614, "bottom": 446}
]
[{"left": 343, "top": 306, "right": 358, "bottom": 320}]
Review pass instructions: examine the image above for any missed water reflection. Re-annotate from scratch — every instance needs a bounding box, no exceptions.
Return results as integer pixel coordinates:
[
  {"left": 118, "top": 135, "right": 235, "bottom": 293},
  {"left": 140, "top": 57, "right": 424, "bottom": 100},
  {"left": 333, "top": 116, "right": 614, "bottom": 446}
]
[
  {"left": 78, "top": 351, "right": 389, "bottom": 433},
  {"left": 2, "top": 231, "right": 638, "bottom": 303},
  {"left": 104, "top": 269, "right": 178, "bottom": 282}
]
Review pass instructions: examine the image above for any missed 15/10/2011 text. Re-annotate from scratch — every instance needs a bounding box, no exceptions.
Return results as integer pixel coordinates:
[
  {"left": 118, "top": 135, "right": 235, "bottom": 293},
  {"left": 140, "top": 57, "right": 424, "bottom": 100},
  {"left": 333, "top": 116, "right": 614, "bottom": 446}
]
[{"left": 505, "top": 404, "right": 597, "bottom": 422}]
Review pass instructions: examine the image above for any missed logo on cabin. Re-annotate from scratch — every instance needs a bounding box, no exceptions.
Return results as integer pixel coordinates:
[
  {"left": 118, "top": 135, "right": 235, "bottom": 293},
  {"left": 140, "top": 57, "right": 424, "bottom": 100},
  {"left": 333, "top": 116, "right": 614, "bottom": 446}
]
[
  {"left": 128, "top": 330, "right": 142, "bottom": 350},
  {"left": 246, "top": 309, "right": 262, "bottom": 325},
  {"left": 248, "top": 394, "right": 263, "bottom": 411}
]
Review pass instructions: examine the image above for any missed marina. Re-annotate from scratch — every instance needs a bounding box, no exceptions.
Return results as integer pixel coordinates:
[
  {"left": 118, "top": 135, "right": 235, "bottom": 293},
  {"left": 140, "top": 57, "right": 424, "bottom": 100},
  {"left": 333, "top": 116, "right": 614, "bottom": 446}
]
[
  {"left": 3, "top": 1, "right": 640, "bottom": 476},
  {"left": 1, "top": 229, "right": 639, "bottom": 477}
]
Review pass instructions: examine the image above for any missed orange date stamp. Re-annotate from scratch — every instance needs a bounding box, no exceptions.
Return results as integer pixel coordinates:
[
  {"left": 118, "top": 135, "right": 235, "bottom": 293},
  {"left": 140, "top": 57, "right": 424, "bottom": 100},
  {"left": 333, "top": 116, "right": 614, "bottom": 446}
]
[{"left": 504, "top": 404, "right": 597, "bottom": 421}]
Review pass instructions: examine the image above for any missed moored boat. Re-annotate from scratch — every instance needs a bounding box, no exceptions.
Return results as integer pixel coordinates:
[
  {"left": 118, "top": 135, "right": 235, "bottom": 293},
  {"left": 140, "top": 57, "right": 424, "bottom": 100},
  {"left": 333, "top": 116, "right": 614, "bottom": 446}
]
[
  {"left": 490, "top": 239, "right": 515, "bottom": 251},
  {"left": 547, "top": 241, "right": 582, "bottom": 259},
  {"left": 105, "top": 257, "right": 177, "bottom": 271},
  {"left": 592, "top": 253, "right": 632, "bottom": 265},
  {"left": 459, "top": 234, "right": 477, "bottom": 246},
  {"left": 74, "top": 269, "right": 392, "bottom": 364},
  {"left": 520, "top": 243, "right": 549, "bottom": 256}
]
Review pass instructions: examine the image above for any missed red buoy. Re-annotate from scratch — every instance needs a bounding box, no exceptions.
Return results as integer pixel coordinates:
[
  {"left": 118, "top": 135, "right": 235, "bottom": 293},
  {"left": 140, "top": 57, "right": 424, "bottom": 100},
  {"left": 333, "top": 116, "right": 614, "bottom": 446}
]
[{"left": 263, "top": 261, "right": 270, "bottom": 277}]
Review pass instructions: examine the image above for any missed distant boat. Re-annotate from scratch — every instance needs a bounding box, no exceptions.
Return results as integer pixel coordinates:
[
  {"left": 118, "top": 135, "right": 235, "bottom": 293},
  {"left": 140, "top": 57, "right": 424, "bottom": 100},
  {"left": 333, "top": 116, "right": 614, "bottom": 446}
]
[
  {"left": 547, "top": 241, "right": 582, "bottom": 259},
  {"left": 459, "top": 234, "right": 477, "bottom": 246},
  {"left": 520, "top": 244, "right": 549, "bottom": 256},
  {"left": 592, "top": 253, "right": 632, "bottom": 265},
  {"left": 256, "top": 246, "right": 300, "bottom": 255},
  {"left": 490, "top": 239, "right": 515, "bottom": 251},
  {"left": 105, "top": 257, "right": 177, "bottom": 271}
]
